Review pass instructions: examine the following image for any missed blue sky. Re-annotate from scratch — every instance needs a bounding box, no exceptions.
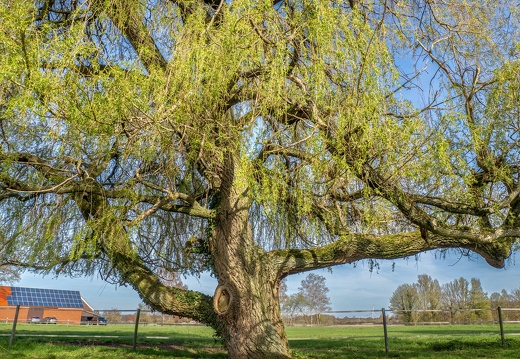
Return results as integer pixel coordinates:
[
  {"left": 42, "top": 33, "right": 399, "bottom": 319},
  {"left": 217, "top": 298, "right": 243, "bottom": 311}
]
[{"left": 15, "top": 249, "right": 520, "bottom": 312}]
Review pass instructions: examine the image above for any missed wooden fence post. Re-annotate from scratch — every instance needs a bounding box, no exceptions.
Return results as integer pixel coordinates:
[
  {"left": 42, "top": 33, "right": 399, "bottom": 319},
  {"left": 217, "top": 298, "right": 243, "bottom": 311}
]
[
  {"left": 497, "top": 306, "right": 505, "bottom": 346},
  {"left": 382, "top": 307, "right": 389, "bottom": 354},
  {"left": 9, "top": 305, "right": 20, "bottom": 347},
  {"left": 133, "top": 309, "right": 141, "bottom": 351}
]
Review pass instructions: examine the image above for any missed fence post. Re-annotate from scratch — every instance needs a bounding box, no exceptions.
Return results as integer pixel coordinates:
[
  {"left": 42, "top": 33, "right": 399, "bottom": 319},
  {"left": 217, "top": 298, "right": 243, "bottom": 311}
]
[
  {"left": 382, "top": 307, "right": 389, "bottom": 354},
  {"left": 133, "top": 309, "right": 141, "bottom": 351},
  {"left": 497, "top": 306, "right": 505, "bottom": 346},
  {"left": 9, "top": 305, "right": 20, "bottom": 347}
]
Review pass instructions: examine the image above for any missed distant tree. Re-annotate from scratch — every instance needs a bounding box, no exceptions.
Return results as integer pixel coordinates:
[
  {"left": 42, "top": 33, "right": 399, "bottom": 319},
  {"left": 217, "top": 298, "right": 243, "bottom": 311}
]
[
  {"left": 469, "top": 278, "right": 491, "bottom": 320},
  {"left": 298, "top": 273, "right": 331, "bottom": 324},
  {"left": 510, "top": 288, "right": 520, "bottom": 307},
  {"left": 282, "top": 293, "right": 307, "bottom": 326},
  {"left": 490, "top": 291, "right": 504, "bottom": 309},
  {"left": 104, "top": 309, "right": 123, "bottom": 324},
  {"left": 390, "top": 283, "right": 419, "bottom": 323},
  {"left": 442, "top": 277, "right": 471, "bottom": 323},
  {"left": 279, "top": 278, "right": 288, "bottom": 306},
  {"left": 489, "top": 289, "right": 519, "bottom": 321},
  {"left": 415, "top": 274, "right": 442, "bottom": 322},
  {"left": 137, "top": 302, "right": 153, "bottom": 323},
  {"left": 492, "top": 289, "right": 510, "bottom": 306},
  {"left": 505, "top": 288, "right": 520, "bottom": 320}
]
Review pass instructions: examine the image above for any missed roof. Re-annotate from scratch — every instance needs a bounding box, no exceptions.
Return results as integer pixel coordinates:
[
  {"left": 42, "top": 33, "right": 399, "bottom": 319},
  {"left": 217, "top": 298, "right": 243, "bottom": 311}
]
[{"left": 0, "top": 286, "right": 84, "bottom": 308}]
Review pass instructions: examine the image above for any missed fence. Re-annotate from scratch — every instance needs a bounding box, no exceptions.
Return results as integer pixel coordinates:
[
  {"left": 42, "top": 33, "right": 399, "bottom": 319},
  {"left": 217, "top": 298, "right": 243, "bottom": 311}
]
[
  {"left": 3, "top": 306, "right": 520, "bottom": 353},
  {"left": 3, "top": 307, "right": 183, "bottom": 350},
  {"left": 286, "top": 307, "right": 520, "bottom": 353}
]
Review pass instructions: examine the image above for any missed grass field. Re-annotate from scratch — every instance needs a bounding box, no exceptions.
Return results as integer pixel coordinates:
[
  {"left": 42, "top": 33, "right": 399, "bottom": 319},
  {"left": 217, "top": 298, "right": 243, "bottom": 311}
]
[{"left": 1, "top": 323, "right": 520, "bottom": 358}]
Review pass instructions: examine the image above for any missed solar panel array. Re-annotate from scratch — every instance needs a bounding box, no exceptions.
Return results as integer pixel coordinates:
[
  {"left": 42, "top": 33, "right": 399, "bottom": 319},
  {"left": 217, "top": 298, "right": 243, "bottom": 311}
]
[{"left": 7, "top": 287, "right": 84, "bottom": 308}]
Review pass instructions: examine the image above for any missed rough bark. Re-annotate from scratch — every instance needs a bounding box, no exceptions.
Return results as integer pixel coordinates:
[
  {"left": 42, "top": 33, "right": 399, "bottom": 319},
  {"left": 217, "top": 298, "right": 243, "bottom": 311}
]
[
  {"left": 270, "top": 231, "right": 513, "bottom": 277},
  {"left": 209, "top": 154, "right": 291, "bottom": 358}
]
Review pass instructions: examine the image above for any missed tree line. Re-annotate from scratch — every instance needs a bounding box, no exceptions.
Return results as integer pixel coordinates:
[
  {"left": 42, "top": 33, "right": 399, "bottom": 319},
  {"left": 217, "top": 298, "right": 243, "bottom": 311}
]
[{"left": 390, "top": 275, "right": 520, "bottom": 324}]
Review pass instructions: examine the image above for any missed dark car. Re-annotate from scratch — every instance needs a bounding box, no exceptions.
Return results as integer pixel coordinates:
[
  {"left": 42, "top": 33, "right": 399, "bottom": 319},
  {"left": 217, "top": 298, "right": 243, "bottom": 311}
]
[
  {"left": 97, "top": 317, "right": 108, "bottom": 325},
  {"left": 41, "top": 317, "right": 57, "bottom": 324}
]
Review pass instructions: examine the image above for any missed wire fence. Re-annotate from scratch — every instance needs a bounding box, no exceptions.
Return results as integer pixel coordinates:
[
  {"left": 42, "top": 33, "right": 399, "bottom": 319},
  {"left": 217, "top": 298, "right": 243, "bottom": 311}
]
[
  {"left": 288, "top": 307, "right": 520, "bottom": 353},
  {"left": 3, "top": 306, "right": 520, "bottom": 353}
]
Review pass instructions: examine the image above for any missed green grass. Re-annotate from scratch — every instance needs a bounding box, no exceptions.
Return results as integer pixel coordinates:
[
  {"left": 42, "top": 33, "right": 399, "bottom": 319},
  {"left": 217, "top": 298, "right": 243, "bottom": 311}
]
[
  {"left": 1, "top": 323, "right": 520, "bottom": 358},
  {"left": 6, "top": 323, "right": 217, "bottom": 341}
]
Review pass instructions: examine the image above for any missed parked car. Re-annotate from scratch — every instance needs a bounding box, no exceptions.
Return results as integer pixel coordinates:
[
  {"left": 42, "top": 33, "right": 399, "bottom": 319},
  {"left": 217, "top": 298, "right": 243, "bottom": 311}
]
[
  {"left": 30, "top": 316, "right": 40, "bottom": 324},
  {"left": 97, "top": 317, "right": 108, "bottom": 325},
  {"left": 41, "top": 317, "right": 57, "bottom": 324}
]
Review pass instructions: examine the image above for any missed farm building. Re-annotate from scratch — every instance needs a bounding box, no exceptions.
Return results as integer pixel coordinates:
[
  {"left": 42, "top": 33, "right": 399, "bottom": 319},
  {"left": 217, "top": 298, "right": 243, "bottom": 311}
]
[{"left": 0, "top": 286, "right": 97, "bottom": 324}]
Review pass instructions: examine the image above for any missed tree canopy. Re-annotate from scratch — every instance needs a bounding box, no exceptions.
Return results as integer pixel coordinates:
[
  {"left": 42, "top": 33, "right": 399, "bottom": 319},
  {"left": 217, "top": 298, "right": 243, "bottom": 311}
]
[{"left": 1, "top": 1, "right": 520, "bottom": 358}]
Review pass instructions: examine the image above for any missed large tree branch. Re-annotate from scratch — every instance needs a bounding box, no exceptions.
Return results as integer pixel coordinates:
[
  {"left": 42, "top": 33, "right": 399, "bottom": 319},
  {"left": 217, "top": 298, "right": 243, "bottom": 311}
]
[
  {"left": 92, "top": 0, "right": 168, "bottom": 72},
  {"left": 0, "top": 151, "right": 215, "bottom": 219},
  {"left": 114, "top": 250, "right": 219, "bottom": 329},
  {"left": 256, "top": 144, "right": 520, "bottom": 246},
  {"left": 73, "top": 184, "right": 220, "bottom": 330},
  {"left": 355, "top": 164, "right": 520, "bottom": 242},
  {"left": 257, "top": 145, "right": 497, "bottom": 218},
  {"left": 0, "top": 178, "right": 214, "bottom": 219},
  {"left": 269, "top": 230, "right": 514, "bottom": 277},
  {"left": 411, "top": 194, "right": 494, "bottom": 217}
]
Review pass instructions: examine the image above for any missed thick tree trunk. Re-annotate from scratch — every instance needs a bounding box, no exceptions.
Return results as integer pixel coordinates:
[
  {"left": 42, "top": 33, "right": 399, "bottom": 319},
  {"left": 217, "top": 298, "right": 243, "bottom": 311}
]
[
  {"left": 210, "top": 155, "right": 291, "bottom": 359},
  {"left": 211, "top": 214, "right": 290, "bottom": 358},
  {"left": 216, "top": 267, "right": 290, "bottom": 358}
]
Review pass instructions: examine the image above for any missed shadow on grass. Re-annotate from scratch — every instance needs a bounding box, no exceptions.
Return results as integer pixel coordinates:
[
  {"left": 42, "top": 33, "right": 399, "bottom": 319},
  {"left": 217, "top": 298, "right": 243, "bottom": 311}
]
[
  {"left": 430, "top": 338, "right": 519, "bottom": 352},
  {"left": 290, "top": 338, "right": 396, "bottom": 359}
]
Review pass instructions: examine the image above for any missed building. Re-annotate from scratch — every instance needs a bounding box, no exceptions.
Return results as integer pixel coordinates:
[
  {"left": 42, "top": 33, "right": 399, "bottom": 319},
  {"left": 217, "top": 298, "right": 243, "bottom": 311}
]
[{"left": 0, "top": 286, "right": 96, "bottom": 324}]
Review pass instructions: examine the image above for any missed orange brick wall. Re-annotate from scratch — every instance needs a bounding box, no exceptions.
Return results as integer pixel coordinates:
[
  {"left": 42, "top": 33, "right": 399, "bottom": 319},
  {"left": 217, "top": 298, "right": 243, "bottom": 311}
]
[
  {"left": 42, "top": 308, "right": 82, "bottom": 324},
  {"left": 0, "top": 307, "right": 29, "bottom": 323}
]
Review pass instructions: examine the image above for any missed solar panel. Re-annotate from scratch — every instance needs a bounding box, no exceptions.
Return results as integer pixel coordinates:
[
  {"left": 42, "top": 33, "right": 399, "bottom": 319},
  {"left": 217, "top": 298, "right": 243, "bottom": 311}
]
[{"left": 6, "top": 287, "right": 84, "bottom": 308}]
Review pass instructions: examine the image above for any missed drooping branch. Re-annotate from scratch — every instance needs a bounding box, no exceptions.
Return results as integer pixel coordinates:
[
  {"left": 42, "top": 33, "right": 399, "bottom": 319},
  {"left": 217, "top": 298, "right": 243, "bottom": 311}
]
[
  {"left": 73, "top": 183, "right": 220, "bottom": 329},
  {"left": 258, "top": 144, "right": 500, "bottom": 219},
  {"left": 270, "top": 230, "right": 514, "bottom": 277},
  {"left": 355, "top": 164, "right": 520, "bottom": 241}
]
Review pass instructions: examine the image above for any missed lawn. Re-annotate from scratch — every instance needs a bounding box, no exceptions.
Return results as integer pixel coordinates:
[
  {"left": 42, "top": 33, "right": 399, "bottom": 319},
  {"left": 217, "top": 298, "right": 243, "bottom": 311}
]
[{"left": 1, "top": 323, "right": 520, "bottom": 358}]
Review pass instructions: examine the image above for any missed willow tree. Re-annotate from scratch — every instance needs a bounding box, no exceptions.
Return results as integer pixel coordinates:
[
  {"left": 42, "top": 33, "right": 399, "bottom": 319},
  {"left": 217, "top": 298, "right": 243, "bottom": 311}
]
[{"left": 1, "top": 0, "right": 519, "bottom": 357}]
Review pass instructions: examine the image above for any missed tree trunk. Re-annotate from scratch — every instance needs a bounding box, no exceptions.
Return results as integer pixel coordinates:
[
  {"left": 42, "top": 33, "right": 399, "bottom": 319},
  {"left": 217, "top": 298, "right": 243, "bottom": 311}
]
[
  {"left": 210, "top": 155, "right": 291, "bottom": 359},
  {"left": 216, "top": 270, "right": 290, "bottom": 358},
  {"left": 211, "top": 224, "right": 290, "bottom": 358}
]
